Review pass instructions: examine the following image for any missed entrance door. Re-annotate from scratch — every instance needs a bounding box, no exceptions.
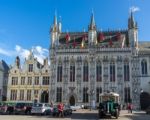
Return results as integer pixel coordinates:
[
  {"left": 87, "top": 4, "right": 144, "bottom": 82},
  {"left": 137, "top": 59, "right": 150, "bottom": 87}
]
[
  {"left": 69, "top": 95, "right": 75, "bottom": 106},
  {"left": 41, "top": 91, "right": 49, "bottom": 103}
]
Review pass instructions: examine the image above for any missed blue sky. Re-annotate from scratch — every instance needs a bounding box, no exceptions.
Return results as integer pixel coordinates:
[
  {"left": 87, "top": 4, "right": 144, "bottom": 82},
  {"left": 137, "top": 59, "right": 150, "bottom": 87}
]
[{"left": 0, "top": 0, "right": 150, "bottom": 65}]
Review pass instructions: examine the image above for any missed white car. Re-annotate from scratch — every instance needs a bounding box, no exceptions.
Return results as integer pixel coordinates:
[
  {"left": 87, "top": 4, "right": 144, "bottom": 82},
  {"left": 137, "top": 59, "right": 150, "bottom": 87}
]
[
  {"left": 31, "top": 103, "right": 53, "bottom": 115},
  {"left": 70, "top": 105, "right": 81, "bottom": 111}
]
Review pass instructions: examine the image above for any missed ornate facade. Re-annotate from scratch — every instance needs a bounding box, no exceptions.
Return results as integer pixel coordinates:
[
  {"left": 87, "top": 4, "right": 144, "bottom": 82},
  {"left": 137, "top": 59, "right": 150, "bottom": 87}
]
[
  {"left": 7, "top": 52, "right": 50, "bottom": 103},
  {"left": 49, "top": 12, "right": 150, "bottom": 109}
]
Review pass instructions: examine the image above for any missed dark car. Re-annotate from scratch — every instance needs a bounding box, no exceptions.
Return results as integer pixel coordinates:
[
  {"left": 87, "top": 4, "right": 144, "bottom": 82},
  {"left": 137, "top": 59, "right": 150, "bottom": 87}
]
[
  {"left": 146, "top": 106, "right": 150, "bottom": 114},
  {"left": 0, "top": 102, "right": 15, "bottom": 114},
  {"left": 63, "top": 105, "right": 72, "bottom": 116},
  {"left": 52, "top": 107, "right": 59, "bottom": 117},
  {"left": 14, "top": 102, "right": 33, "bottom": 114}
]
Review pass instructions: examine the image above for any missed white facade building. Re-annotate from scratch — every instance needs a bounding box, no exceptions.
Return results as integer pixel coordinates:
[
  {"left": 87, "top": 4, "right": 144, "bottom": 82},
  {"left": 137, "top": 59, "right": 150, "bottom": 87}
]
[
  {"left": 49, "top": 12, "right": 150, "bottom": 109},
  {"left": 7, "top": 52, "right": 50, "bottom": 103}
]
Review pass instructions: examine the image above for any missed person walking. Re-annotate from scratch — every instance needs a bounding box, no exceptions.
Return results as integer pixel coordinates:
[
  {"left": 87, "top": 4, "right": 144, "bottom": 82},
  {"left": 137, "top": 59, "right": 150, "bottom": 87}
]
[
  {"left": 58, "top": 103, "right": 64, "bottom": 117},
  {"left": 128, "top": 103, "right": 133, "bottom": 113}
]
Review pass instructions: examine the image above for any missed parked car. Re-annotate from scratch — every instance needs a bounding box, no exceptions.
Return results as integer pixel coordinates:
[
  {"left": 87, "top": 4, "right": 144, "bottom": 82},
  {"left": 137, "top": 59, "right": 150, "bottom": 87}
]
[
  {"left": 31, "top": 103, "right": 53, "bottom": 115},
  {"left": 63, "top": 105, "right": 72, "bottom": 116},
  {"left": 146, "top": 106, "right": 150, "bottom": 114},
  {"left": 70, "top": 105, "right": 81, "bottom": 111},
  {"left": 14, "top": 102, "right": 33, "bottom": 114},
  {"left": 52, "top": 107, "right": 59, "bottom": 117},
  {"left": 0, "top": 102, "right": 15, "bottom": 114}
]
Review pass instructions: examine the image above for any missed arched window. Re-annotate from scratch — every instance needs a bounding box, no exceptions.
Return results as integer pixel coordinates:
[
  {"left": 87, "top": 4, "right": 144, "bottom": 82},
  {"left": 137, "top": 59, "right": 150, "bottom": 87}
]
[
  {"left": 96, "top": 61, "right": 102, "bottom": 82},
  {"left": 57, "top": 62, "right": 62, "bottom": 82},
  {"left": 141, "top": 60, "right": 147, "bottom": 75},
  {"left": 83, "top": 87, "right": 88, "bottom": 103},
  {"left": 96, "top": 87, "right": 102, "bottom": 102},
  {"left": 110, "top": 61, "right": 115, "bottom": 82},
  {"left": 124, "top": 87, "right": 131, "bottom": 103},
  {"left": 70, "top": 61, "right": 75, "bottom": 82},
  {"left": 124, "top": 61, "right": 130, "bottom": 81},
  {"left": 83, "top": 60, "right": 88, "bottom": 82}
]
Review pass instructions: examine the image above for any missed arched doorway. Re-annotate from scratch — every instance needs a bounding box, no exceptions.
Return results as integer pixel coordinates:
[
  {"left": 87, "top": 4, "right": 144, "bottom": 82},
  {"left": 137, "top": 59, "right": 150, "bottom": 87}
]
[
  {"left": 140, "top": 92, "right": 150, "bottom": 110},
  {"left": 41, "top": 91, "right": 49, "bottom": 103},
  {"left": 69, "top": 95, "right": 75, "bottom": 106}
]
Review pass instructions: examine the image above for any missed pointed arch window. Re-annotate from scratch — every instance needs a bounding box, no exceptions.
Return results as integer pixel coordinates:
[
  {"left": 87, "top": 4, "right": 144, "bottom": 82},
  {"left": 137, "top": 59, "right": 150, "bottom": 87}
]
[
  {"left": 124, "top": 60, "right": 130, "bottom": 81},
  {"left": 141, "top": 60, "right": 147, "bottom": 75},
  {"left": 83, "top": 87, "right": 88, "bottom": 103},
  {"left": 57, "top": 62, "right": 62, "bottom": 82},
  {"left": 56, "top": 87, "right": 62, "bottom": 102},
  {"left": 70, "top": 61, "right": 75, "bottom": 82},
  {"left": 96, "top": 61, "right": 102, "bottom": 82},
  {"left": 83, "top": 61, "right": 88, "bottom": 82},
  {"left": 124, "top": 87, "right": 131, "bottom": 103},
  {"left": 96, "top": 87, "right": 102, "bottom": 102},
  {"left": 110, "top": 62, "right": 115, "bottom": 82}
]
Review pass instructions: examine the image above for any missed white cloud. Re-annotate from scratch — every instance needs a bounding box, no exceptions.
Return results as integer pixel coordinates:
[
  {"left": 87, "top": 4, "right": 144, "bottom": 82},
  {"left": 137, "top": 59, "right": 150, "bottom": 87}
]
[
  {"left": 15, "top": 45, "right": 48, "bottom": 64},
  {"left": 130, "top": 6, "right": 140, "bottom": 13},
  {"left": 0, "top": 48, "right": 14, "bottom": 56},
  {"left": 0, "top": 45, "right": 48, "bottom": 64}
]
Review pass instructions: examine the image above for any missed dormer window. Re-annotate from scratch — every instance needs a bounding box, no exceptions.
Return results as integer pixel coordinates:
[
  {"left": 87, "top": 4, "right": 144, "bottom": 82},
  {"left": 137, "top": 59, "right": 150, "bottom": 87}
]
[{"left": 28, "top": 64, "right": 33, "bottom": 72}]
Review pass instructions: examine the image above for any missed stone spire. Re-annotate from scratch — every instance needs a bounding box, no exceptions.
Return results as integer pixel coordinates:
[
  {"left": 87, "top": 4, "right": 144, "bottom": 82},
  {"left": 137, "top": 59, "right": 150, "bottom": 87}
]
[
  {"left": 51, "top": 13, "right": 58, "bottom": 32},
  {"left": 128, "top": 11, "right": 137, "bottom": 29},
  {"left": 88, "top": 12, "right": 96, "bottom": 30}
]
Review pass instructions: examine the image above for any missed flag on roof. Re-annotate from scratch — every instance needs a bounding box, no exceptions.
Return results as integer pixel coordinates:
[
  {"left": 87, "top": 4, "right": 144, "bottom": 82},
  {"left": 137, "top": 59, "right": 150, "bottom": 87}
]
[{"left": 99, "top": 32, "right": 105, "bottom": 42}]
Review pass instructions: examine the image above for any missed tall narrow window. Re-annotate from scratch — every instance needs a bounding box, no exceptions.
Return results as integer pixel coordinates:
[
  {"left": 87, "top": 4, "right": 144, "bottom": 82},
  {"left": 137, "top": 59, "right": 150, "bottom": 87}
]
[
  {"left": 83, "top": 61, "right": 88, "bottom": 82},
  {"left": 83, "top": 87, "right": 88, "bottom": 103},
  {"left": 27, "top": 90, "right": 31, "bottom": 101},
  {"left": 110, "top": 62, "right": 115, "bottom": 82},
  {"left": 56, "top": 87, "right": 62, "bottom": 102},
  {"left": 141, "top": 60, "right": 147, "bottom": 75},
  {"left": 28, "top": 64, "right": 33, "bottom": 72},
  {"left": 124, "top": 62, "right": 130, "bottom": 81},
  {"left": 27, "top": 77, "right": 32, "bottom": 85},
  {"left": 21, "top": 77, "right": 25, "bottom": 85},
  {"left": 96, "top": 61, "right": 102, "bottom": 82},
  {"left": 57, "top": 64, "right": 62, "bottom": 82},
  {"left": 70, "top": 62, "right": 75, "bottom": 82},
  {"left": 20, "top": 90, "right": 24, "bottom": 100},
  {"left": 43, "top": 76, "right": 50, "bottom": 85},
  {"left": 34, "top": 77, "right": 39, "bottom": 85},
  {"left": 124, "top": 87, "right": 131, "bottom": 103},
  {"left": 10, "top": 90, "right": 17, "bottom": 100},
  {"left": 11, "top": 77, "right": 18, "bottom": 85},
  {"left": 96, "top": 87, "right": 102, "bottom": 102}
]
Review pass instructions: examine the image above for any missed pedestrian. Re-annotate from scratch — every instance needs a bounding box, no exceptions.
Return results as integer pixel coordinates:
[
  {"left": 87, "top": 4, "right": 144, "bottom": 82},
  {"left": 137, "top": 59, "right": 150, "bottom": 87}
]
[
  {"left": 58, "top": 102, "right": 64, "bottom": 117},
  {"left": 128, "top": 103, "right": 133, "bottom": 113}
]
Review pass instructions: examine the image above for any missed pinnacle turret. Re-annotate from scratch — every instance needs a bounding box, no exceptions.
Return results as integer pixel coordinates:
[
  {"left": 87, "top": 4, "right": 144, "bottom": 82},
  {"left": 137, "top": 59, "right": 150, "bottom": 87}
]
[
  {"left": 128, "top": 11, "right": 137, "bottom": 29},
  {"left": 88, "top": 12, "right": 96, "bottom": 30}
]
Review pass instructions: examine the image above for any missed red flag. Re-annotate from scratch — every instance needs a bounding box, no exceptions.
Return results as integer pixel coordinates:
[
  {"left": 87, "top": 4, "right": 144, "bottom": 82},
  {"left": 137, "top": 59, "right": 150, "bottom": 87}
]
[
  {"left": 99, "top": 33, "right": 105, "bottom": 42},
  {"left": 65, "top": 33, "right": 70, "bottom": 43}
]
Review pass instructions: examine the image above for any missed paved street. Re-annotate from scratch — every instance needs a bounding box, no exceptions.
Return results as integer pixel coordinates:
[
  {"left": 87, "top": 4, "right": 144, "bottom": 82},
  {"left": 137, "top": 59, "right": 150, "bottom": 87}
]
[{"left": 0, "top": 110, "right": 150, "bottom": 120}]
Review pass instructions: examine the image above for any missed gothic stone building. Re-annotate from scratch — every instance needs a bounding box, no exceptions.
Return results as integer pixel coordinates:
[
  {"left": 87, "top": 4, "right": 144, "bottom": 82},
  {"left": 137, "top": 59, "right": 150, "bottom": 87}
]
[
  {"left": 0, "top": 60, "right": 9, "bottom": 101},
  {"left": 7, "top": 52, "right": 50, "bottom": 103},
  {"left": 49, "top": 12, "right": 150, "bottom": 109}
]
